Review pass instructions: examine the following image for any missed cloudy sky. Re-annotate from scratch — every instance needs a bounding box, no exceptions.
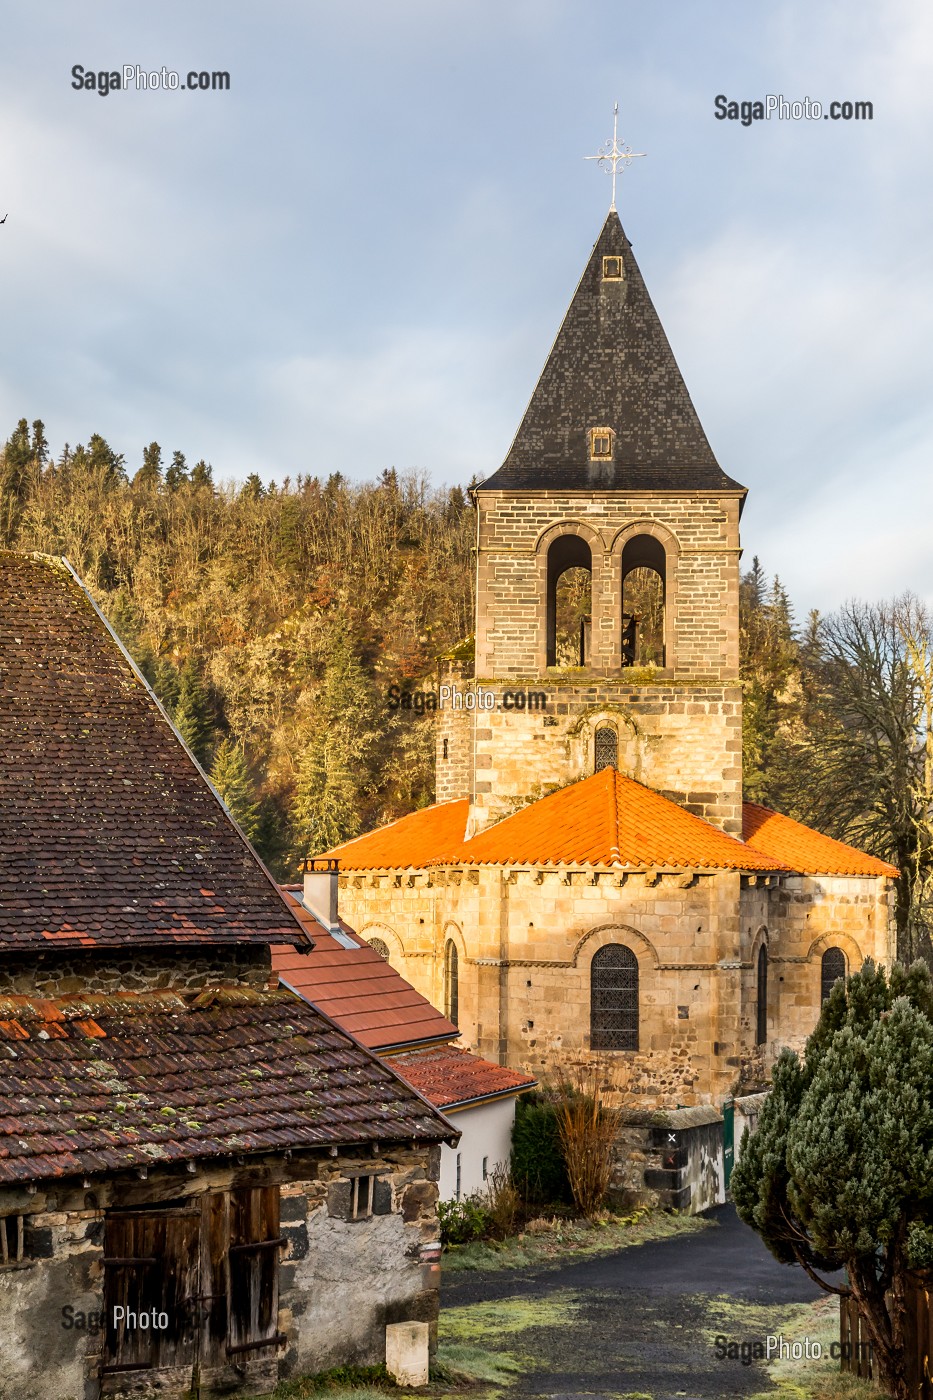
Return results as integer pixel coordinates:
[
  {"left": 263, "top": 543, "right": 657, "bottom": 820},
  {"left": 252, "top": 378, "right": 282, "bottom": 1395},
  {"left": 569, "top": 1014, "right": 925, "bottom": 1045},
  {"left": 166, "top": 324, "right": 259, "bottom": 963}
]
[{"left": 2, "top": 0, "right": 932, "bottom": 612}]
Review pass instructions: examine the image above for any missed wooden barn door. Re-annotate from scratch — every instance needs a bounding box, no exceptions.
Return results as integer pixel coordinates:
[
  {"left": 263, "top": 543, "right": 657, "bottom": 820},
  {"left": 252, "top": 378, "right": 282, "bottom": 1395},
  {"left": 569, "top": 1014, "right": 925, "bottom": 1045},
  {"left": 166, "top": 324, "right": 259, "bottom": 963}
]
[
  {"left": 102, "top": 1208, "right": 200, "bottom": 1381},
  {"left": 103, "top": 1187, "right": 282, "bottom": 1386},
  {"left": 227, "top": 1186, "right": 283, "bottom": 1359}
]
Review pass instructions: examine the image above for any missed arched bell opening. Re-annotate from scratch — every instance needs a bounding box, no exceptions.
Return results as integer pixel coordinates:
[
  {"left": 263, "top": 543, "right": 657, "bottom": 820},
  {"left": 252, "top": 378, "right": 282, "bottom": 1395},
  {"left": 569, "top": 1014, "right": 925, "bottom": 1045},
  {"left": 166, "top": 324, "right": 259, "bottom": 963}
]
[
  {"left": 546, "top": 534, "right": 593, "bottom": 667},
  {"left": 621, "top": 535, "right": 666, "bottom": 668}
]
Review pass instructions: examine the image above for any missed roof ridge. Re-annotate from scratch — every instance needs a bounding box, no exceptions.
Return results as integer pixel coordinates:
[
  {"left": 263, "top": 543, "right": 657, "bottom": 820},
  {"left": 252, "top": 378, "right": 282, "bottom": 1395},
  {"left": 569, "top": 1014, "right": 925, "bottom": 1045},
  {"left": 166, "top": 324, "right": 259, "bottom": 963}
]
[{"left": 607, "top": 766, "right": 623, "bottom": 864}]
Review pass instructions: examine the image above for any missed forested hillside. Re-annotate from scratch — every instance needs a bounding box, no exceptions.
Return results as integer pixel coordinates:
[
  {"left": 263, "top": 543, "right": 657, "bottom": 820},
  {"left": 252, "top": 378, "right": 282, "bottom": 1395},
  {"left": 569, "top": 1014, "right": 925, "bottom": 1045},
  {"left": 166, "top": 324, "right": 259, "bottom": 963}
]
[
  {"left": 0, "top": 419, "right": 474, "bottom": 876},
  {"left": 2, "top": 416, "right": 931, "bottom": 961}
]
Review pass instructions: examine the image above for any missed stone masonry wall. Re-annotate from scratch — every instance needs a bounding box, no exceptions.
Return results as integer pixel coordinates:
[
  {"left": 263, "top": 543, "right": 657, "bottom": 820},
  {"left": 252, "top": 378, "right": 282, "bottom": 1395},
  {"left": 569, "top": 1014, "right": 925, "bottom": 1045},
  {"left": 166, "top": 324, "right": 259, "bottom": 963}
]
[
  {"left": 0, "top": 1145, "right": 440, "bottom": 1400},
  {"left": 466, "top": 680, "right": 742, "bottom": 835},
  {"left": 336, "top": 864, "right": 897, "bottom": 1110},
  {"left": 0, "top": 945, "right": 274, "bottom": 997},
  {"left": 473, "top": 491, "right": 742, "bottom": 680}
]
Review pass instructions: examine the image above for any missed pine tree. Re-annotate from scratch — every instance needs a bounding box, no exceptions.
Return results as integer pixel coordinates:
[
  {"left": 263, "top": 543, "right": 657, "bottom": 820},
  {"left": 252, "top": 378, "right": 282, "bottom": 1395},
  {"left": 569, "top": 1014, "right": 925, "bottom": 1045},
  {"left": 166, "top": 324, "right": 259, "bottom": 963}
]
[
  {"left": 165, "top": 451, "right": 188, "bottom": 492},
  {"left": 732, "top": 960, "right": 933, "bottom": 1400},
  {"left": 172, "top": 661, "right": 215, "bottom": 767},
  {"left": 133, "top": 442, "right": 162, "bottom": 489},
  {"left": 290, "top": 631, "right": 381, "bottom": 862},
  {"left": 190, "top": 459, "right": 213, "bottom": 490},
  {"left": 210, "top": 738, "right": 260, "bottom": 842}
]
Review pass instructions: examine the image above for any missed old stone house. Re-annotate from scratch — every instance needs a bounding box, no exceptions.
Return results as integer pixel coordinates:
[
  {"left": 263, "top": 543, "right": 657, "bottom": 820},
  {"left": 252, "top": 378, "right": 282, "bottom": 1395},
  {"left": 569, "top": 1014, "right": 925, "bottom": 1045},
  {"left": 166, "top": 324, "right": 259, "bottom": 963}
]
[
  {"left": 323, "top": 211, "right": 898, "bottom": 1110},
  {"left": 273, "top": 877, "right": 536, "bottom": 1201},
  {"left": 0, "top": 552, "right": 455, "bottom": 1400}
]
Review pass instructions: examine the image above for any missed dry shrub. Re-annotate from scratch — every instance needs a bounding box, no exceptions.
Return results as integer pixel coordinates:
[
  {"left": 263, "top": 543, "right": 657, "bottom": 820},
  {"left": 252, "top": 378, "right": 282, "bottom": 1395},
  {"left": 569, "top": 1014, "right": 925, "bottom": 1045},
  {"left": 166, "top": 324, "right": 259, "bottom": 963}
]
[
  {"left": 544, "top": 1058, "right": 628, "bottom": 1220},
  {"left": 485, "top": 1162, "right": 521, "bottom": 1238}
]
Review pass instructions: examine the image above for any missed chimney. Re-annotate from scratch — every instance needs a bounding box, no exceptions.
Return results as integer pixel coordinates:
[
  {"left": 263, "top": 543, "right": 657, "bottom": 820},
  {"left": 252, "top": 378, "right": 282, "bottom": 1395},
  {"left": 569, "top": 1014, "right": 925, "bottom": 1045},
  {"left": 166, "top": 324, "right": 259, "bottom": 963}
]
[{"left": 303, "top": 857, "right": 341, "bottom": 931}]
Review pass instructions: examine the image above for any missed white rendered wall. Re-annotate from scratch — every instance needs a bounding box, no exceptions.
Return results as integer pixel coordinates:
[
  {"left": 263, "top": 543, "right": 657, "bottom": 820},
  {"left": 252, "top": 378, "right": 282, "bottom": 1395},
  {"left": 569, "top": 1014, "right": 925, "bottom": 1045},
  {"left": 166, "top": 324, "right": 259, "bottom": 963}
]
[{"left": 438, "top": 1097, "right": 517, "bottom": 1202}]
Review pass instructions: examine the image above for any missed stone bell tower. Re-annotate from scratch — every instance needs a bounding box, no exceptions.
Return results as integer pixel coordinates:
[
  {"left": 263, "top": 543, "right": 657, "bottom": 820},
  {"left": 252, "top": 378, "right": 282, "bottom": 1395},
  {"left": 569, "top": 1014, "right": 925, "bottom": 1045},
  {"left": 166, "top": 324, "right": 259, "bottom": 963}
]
[{"left": 436, "top": 211, "right": 747, "bottom": 837}]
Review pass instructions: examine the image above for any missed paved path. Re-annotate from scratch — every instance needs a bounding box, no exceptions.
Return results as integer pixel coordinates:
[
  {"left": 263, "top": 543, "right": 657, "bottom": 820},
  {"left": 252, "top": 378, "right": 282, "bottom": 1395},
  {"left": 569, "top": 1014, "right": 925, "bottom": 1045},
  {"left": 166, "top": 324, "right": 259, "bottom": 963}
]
[{"left": 443, "top": 1206, "right": 835, "bottom": 1399}]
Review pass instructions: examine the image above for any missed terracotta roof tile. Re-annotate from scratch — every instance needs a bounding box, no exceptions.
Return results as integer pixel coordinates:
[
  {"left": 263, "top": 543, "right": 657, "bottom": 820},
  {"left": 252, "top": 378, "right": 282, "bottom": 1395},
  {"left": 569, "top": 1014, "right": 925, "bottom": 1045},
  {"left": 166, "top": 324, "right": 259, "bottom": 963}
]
[
  {"left": 327, "top": 800, "right": 470, "bottom": 872},
  {"left": 0, "top": 988, "right": 452, "bottom": 1184},
  {"left": 0, "top": 553, "right": 306, "bottom": 950},
  {"left": 273, "top": 891, "right": 457, "bottom": 1050},
  {"left": 329, "top": 770, "right": 784, "bottom": 872},
  {"left": 389, "top": 1046, "right": 536, "bottom": 1111},
  {"left": 742, "top": 803, "right": 898, "bottom": 877},
  {"left": 329, "top": 771, "right": 896, "bottom": 881}
]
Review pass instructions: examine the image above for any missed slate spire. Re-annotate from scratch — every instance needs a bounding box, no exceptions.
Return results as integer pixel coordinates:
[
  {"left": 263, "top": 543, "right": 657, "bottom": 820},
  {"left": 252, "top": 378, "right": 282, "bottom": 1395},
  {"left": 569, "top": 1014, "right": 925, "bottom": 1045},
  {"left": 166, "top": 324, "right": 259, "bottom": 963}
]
[{"left": 480, "top": 212, "right": 745, "bottom": 492}]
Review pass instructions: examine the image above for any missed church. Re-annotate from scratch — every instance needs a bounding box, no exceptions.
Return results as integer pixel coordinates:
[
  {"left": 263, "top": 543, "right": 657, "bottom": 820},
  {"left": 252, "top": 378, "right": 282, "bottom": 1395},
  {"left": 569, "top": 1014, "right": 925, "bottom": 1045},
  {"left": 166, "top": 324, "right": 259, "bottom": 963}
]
[{"left": 324, "top": 206, "right": 896, "bottom": 1110}]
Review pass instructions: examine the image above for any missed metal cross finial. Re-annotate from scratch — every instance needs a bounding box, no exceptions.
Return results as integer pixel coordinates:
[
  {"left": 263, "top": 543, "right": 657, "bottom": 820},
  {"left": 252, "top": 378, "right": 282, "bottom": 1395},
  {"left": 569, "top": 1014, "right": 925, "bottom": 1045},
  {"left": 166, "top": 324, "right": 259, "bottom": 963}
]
[{"left": 584, "top": 103, "right": 646, "bottom": 212}]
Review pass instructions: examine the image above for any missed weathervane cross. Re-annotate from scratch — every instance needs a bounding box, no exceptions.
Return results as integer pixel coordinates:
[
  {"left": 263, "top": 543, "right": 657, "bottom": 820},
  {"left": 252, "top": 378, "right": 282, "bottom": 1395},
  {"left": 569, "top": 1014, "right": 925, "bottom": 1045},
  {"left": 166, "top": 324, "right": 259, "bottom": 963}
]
[{"left": 584, "top": 103, "right": 646, "bottom": 212}]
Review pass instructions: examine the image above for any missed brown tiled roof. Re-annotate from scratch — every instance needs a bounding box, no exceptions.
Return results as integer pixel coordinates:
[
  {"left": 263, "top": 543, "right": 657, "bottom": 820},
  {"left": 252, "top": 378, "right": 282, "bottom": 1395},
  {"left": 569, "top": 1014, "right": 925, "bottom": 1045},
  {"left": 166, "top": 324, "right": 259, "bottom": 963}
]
[
  {"left": 389, "top": 1045, "right": 536, "bottom": 1111},
  {"left": 273, "top": 889, "right": 457, "bottom": 1050},
  {"left": 0, "top": 988, "right": 453, "bottom": 1184},
  {"left": 0, "top": 553, "right": 305, "bottom": 950}
]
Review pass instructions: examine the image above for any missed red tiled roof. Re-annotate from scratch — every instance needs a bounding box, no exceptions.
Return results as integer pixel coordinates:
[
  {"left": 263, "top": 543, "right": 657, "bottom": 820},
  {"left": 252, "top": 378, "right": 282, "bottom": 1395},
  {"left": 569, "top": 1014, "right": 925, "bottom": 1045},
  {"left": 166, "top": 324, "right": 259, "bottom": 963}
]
[
  {"left": 389, "top": 1045, "right": 536, "bottom": 1111},
  {"left": 742, "top": 803, "right": 899, "bottom": 877},
  {"left": 273, "top": 890, "right": 457, "bottom": 1050},
  {"left": 329, "top": 770, "right": 784, "bottom": 872},
  {"left": 0, "top": 988, "right": 453, "bottom": 1184},
  {"left": 0, "top": 553, "right": 305, "bottom": 950}
]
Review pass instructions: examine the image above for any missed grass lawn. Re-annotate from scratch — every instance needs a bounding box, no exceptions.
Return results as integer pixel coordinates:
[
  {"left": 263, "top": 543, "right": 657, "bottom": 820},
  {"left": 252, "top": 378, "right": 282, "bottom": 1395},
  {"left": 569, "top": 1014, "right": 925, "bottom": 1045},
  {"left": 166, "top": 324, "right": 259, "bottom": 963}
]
[{"left": 442, "top": 1206, "right": 711, "bottom": 1272}]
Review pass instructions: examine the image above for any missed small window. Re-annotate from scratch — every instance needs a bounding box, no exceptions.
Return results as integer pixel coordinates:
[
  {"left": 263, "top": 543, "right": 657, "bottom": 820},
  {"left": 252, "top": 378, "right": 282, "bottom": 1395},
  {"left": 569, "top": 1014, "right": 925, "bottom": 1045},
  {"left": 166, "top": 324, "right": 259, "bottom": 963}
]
[
  {"left": 594, "top": 725, "right": 618, "bottom": 772},
  {"left": 455, "top": 1154, "right": 462, "bottom": 1202},
  {"left": 442, "top": 737, "right": 449, "bottom": 760},
  {"left": 602, "top": 255, "right": 623, "bottom": 279},
  {"left": 591, "top": 944, "right": 638, "bottom": 1051},
  {"left": 821, "top": 947, "right": 846, "bottom": 1004},
  {"left": 589, "top": 427, "right": 614, "bottom": 460},
  {"left": 482, "top": 1157, "right": 488, "bottom": 1181},
  {"left": 367, "top": 937, "right": 390, "bottom": 960},
  {"left": 444, "top": 939, "right": 459, "bottom": 1025},
  {"left": 350, "top": 1176, "right": 373, "bottom": 1220},
  {"left": 0, "top": 1215, "right": 24, "bottom": 1266},
  {"left": 756, "top": 945, "right": 768, "bottom": 1046}
]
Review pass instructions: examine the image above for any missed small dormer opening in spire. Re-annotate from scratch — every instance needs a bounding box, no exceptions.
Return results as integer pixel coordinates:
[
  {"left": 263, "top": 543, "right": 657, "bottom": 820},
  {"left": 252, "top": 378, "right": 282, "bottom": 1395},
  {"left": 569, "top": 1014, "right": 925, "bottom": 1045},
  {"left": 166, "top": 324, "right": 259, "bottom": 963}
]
[
  {"left": 589, "top": 426, "right": 614, "bottom": 461},
  {"left": 546, "top": 534, "right": 592, "bottom": 667},
  {"left": 621, "top": 535, "right": 665, "bottom": 668}
]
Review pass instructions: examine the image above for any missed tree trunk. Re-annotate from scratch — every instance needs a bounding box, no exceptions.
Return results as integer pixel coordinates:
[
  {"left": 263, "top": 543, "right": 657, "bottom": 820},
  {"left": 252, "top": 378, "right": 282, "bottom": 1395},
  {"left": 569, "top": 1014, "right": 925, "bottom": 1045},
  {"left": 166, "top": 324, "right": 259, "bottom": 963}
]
[{"left": 848, "top": 1258, "right": 909, "bottom": 1400}]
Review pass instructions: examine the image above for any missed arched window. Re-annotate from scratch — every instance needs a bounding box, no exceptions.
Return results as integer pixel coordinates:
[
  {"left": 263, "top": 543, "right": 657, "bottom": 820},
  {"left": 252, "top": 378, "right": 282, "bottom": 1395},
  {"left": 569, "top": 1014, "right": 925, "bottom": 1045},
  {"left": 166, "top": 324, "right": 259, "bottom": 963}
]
[
  {"left": 367, "top": 937, "right": 390, "bottom": 960},
  {"left": 594, "top": 725, "right": 618, "bottom": 772},
  {"left": 444, "top": 940, "right": 459, "bottom": 1025},
  {"left": 546, "top": 535, "right": 592, "bottom": 667},
  {"left": 756, "top": 945, "right": 768, "bottom": 1046},
  {"left": 621, "top": 535, "right": 665, "bottom": 668},
  {"left": 821, "top": 947, "right": 846, "bottom": 1004},
  {"left": 590, "top": 944, "right": 639, "bottom": 1051}
]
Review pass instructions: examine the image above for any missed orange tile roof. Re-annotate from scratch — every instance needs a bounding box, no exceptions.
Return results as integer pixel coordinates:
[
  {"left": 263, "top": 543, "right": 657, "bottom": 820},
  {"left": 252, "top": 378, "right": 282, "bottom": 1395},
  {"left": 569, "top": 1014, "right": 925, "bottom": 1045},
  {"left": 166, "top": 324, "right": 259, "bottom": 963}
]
[
  {"left": 273, "top": 889, "right": 457, "bottom": 1050},
  {"left": 742, "top": 803, "right": 898, "bottom": 877},
  {"left": 330, "top": 770, "right": 783, "bottom": 872},
  {"left": 328, "top": 799, "right": 469, "bottom": 871},
  {"left": 326, "top": 771, "right": 896, "bottom": 880},
  {"left": 388, "top": 1045, "right": 536, "bottom": 1111}
]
